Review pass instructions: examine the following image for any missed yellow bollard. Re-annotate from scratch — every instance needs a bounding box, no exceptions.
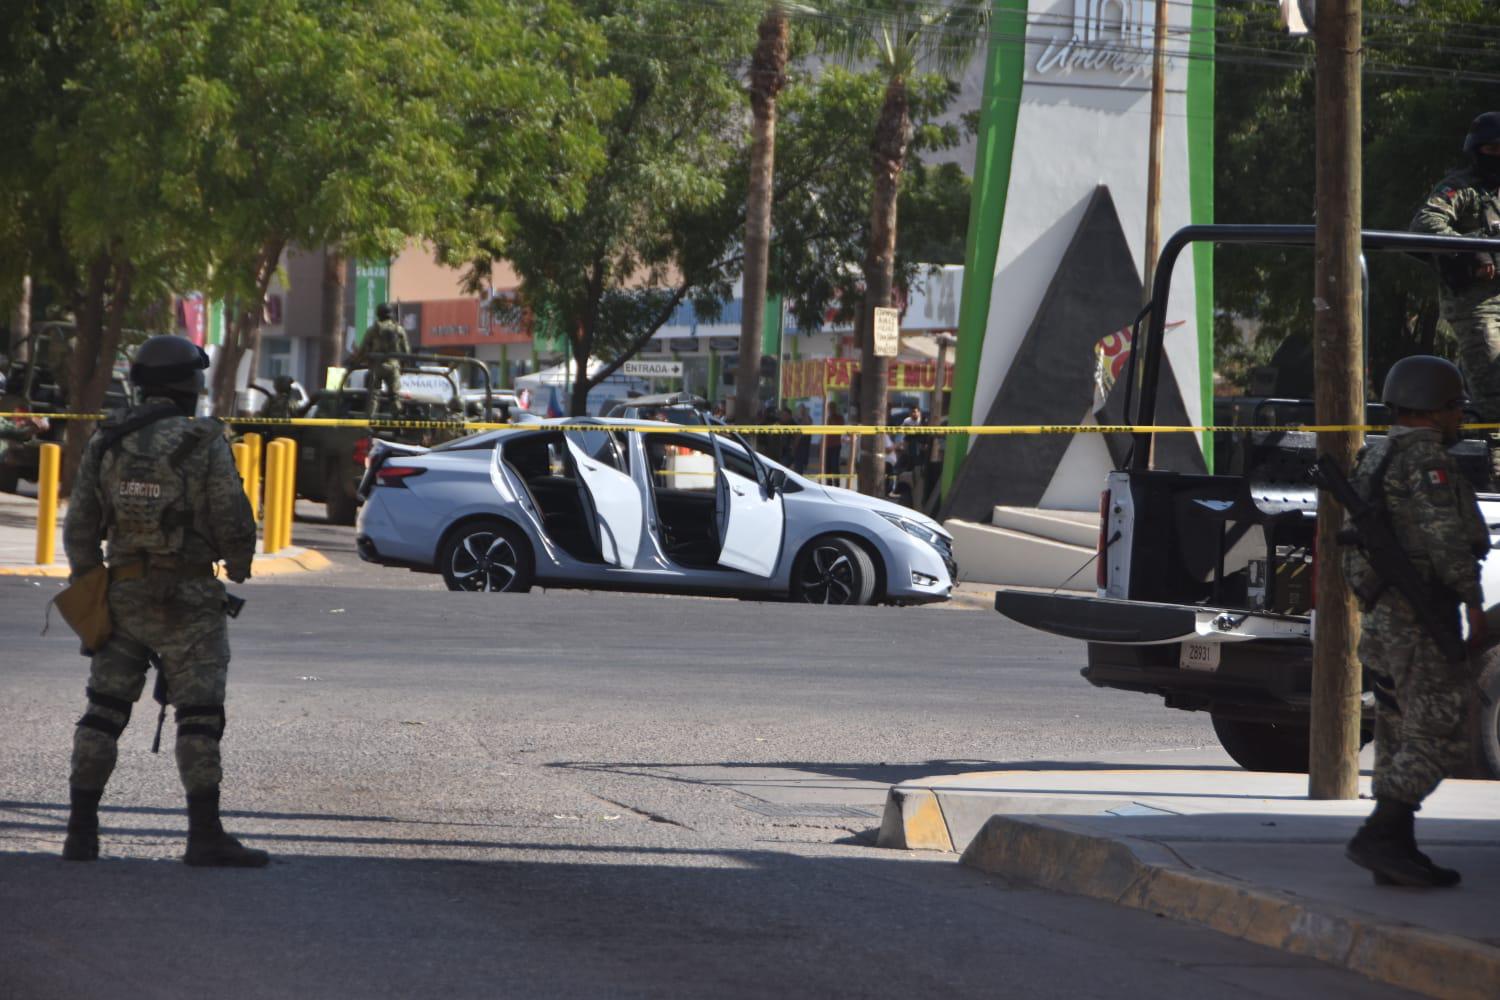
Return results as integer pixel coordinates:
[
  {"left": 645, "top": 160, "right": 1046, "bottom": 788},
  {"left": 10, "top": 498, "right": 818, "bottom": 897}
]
[
  {"left": 275, "top": 436, "right": 297, "bottom": 550},
  {"left": 244, "top": 433, "right": 263, "bottom": 521},
  {"left": 232, "top": 441, "right": 251, "bottom": 508},
  {"left": 35, "top": 442, "right": 61, "bottom": 566},
  {"left": 262, "top": 440, "right": 285, "bottom": 554}
]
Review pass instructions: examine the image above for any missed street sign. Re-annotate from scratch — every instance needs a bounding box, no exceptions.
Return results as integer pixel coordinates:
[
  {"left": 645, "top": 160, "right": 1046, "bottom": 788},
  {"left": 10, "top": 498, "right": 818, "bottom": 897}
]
[
  {"left": 622, "top": 359, "right": 684, "bottom": 378},
  {"left": 873, "top": 307, "right": 900, "bottom": 357},
  {"left": 352, "top": 259, "right": 391, "bottom": 344}
]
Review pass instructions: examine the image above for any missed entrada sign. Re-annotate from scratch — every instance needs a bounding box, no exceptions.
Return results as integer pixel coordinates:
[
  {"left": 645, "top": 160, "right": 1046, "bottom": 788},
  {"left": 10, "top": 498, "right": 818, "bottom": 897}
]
[{"left": 621, "top": 360, "right": 684, "bottom": 378}]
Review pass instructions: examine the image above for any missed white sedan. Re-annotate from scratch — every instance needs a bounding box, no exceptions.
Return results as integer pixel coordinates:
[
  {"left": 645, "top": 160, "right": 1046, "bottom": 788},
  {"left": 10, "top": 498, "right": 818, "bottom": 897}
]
[{"left": 355, "top": 417, "right": 955, "bottom": 605}]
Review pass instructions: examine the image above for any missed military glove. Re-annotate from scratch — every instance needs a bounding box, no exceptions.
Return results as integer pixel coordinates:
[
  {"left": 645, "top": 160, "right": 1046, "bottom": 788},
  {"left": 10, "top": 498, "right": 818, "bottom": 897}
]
[{"left": 225, "top": 563, "right": 251, "bottom": 584}]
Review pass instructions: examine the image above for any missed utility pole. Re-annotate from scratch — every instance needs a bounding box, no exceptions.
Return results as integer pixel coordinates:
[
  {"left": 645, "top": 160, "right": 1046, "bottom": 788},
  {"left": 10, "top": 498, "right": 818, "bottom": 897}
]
[
  {"left": 1142, "top": 0, "right": 1168, "bottom": 301},
  {"left": 1309, "top": 0, "right": 1364, "bottom": 799}
]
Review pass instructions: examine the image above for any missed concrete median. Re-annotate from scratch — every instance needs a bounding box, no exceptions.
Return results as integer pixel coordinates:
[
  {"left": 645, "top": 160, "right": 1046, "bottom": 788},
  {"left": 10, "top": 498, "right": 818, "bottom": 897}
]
[{"left": 880, "top": 767, "right": 1500, "bottom": 1000}]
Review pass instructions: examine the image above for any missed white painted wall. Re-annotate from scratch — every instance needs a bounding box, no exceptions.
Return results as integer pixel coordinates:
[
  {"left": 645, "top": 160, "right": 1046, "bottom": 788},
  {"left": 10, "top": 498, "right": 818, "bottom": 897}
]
[{"left": 973, "top": 0, "right": 1203, "bottom": 509}]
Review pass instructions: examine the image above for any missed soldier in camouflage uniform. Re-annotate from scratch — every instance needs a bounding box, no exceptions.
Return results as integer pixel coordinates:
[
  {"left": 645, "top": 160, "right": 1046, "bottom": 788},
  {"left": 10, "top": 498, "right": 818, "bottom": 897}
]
[
  {"left": 0, "top": 372, "right": 39, "bottom": 472},
  {"left": 61, "top": 335, "right": 267, "bottom": 867},
  {"left": 261, "top": 374, "right": 299, "bottom": 421},
  {"left": 1410, "top": 112, "right": 1500, "bottom": 482},
  {"left": 349, "top": 303, "right": 409, "bottom": 419},
  {"left": 1344, "top": 356, "right": 1489, "bottom": 888}
]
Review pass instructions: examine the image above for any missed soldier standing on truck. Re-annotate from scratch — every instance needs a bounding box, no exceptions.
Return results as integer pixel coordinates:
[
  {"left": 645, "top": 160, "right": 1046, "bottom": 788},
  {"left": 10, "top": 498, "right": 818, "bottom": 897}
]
[
  {"left": 1343, "top": 356, "right": 1489, "bottom": 888},
  {"left": 1410, "top": 111, "right": 1500, "bottom": 483},
  {"left": 349, "top": 303, "right": 409, "bottom": 420}
]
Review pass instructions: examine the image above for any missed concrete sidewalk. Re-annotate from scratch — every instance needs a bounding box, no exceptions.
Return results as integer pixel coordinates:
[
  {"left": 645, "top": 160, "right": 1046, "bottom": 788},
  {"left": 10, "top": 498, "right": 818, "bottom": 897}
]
[
  {"left": 879, "top": 767, "right": 1500, "bottom": 1000},
  {"left": 0, "top": 490, "right": 330, "bottom": 577}
]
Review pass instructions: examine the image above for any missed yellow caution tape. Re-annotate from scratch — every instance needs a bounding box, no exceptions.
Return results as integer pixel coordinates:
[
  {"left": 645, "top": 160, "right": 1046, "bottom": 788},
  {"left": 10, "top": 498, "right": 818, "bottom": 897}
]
[{"left": 8, "top": 412, "right": 1500, "bottom": 436}]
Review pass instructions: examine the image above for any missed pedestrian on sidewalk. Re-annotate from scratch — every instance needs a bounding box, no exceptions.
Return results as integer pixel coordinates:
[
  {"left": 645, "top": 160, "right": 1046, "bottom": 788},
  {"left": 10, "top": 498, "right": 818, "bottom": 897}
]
[
  {"left": 60, "top": 334, "right": 268, "bottom": 868},
  {"left": 1343, "top": 356, "right": 1489, "bottom": 888}
]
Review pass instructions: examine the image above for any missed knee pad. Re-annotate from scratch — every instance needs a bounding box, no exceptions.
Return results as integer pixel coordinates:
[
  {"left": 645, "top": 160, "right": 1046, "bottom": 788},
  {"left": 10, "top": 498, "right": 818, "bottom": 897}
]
[
  {"left": 76, "top": 686, "right": 135, "bottom": 738},
  {"left": 175, "top": 704, "right": 226, "bottom": 741}
]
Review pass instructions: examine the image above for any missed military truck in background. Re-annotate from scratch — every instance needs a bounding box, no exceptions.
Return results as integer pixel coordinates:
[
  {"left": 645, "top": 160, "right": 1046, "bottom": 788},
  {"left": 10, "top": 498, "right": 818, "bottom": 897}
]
[
  {"left": 233, "top": 353, "right": 499, "bottom": 524},
  {"left": 994, "top": 226, "right": 1500, "bottom": 778}
]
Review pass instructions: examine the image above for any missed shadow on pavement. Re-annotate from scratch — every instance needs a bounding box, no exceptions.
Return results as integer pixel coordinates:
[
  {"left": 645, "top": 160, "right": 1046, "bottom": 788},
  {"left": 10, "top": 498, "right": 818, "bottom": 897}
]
[
  {"left": 548, "top": 758, "right": 1245, "bottom": 787},
  {"left": 0, "top": 836, "right": 1079, "bottom": 1000}
]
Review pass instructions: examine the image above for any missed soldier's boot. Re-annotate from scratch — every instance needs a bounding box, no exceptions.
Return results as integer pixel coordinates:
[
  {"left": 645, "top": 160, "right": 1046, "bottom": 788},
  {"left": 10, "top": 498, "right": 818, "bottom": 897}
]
[
  {"left": 183, "top": 789, "right": 268, "bottom": 868},
  {"left": 61, "top": 786, "right": 102, "bottom": 861},
  {"left": 1346, "top": 799, "right": 1444, "bottom": 887},
  {"left": 1393, "top": 807, "right": 1461, "bottom": 888}
]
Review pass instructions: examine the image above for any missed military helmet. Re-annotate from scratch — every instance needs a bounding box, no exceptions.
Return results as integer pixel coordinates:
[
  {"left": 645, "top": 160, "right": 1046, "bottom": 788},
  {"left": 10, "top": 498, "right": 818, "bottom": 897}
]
[
  {"left": 273, "top": 374, "right": 294, "bottom": 392},
  {"left": 376, "top": 303, "right": 394, "bottom": 321},
  {"left": 130, "top": 334, "right": 210, "bottom": 394},
  {"left": 1382, "top": 355, "right": 1469, "bottom": 412},
  {"left": 1463, "top": 111, "right": 1500, "bottom": 153}
]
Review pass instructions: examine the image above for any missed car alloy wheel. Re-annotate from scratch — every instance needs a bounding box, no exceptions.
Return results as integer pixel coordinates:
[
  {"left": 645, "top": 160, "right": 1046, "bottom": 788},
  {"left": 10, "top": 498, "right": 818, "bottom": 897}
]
[
  {"left": 792, "top": 537, "right": 876, "bottom": 605},
  {"left": 441, "top": 519, "right": 534, "bottom": 593}
]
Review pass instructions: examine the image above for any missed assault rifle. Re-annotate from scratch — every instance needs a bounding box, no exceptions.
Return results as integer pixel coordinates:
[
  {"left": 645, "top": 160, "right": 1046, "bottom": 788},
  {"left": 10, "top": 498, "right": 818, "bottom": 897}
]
[{"left": 1310, "top": 454, "right": 1468, "bottom": 665}]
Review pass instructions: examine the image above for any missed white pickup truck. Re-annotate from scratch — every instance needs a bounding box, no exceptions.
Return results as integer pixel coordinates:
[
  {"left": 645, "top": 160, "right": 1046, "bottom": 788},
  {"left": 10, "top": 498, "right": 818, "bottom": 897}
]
[{"left": 995, "top": 225, "right": 1500, "bottom": 777}]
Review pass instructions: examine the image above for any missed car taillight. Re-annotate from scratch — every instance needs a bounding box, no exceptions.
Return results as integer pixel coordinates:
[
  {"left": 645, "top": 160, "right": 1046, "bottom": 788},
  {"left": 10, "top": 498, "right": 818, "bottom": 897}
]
[
  {"left": 1096, "top": 489, "right": 1111, "bottom": 590},
  {"left": 352, "top": 436, "right": 372, "bottom": 467},
  {"left": 375, "top": 465, "right": 425, "bottom": 487}
]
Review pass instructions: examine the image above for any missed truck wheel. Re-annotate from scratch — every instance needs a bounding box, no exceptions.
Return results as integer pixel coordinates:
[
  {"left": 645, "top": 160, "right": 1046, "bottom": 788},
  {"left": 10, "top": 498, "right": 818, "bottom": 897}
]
[
  {"left": 325, "top": 468, "right": 358, "bottom": 526},
  {"left": 1210, "top": 715, "right": 1310, "bottom": 773},
  {"left": 1477, "top": 656, "right": 1500, "bottom": 780},
  {"left": 0, "top": 463, "right": 18, "bottom": 494}
]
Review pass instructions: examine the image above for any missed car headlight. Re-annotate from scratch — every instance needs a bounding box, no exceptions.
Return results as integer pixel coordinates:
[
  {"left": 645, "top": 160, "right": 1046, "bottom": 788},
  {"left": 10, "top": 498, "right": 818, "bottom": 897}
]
[{"left": 878, "top": 511, "right": 944, "bottom": 549}]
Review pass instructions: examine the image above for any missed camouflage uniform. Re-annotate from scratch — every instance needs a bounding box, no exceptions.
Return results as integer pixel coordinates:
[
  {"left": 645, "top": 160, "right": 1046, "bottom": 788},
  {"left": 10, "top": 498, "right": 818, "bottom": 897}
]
[
  {"left": 354, "top": 319, "right": 410, "bottom": 418},
  {"left": 0, "top": 414, "right": 32, "bottom": 463},
  {"left": 63, "top": 397, "right": 256, "bottom": 799},
  {"left": 1410, "top": 168, "right": 1500, "bottom": 478},
  {"left": 1345, "top": 426, "right": 1488, "bottom": 806}
]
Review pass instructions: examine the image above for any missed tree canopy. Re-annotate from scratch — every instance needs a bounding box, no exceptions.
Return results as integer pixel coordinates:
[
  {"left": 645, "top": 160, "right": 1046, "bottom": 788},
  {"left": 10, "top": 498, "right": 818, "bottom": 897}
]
[{"left": 1214, "top": 0, "right": 1500, "bottom": 389}]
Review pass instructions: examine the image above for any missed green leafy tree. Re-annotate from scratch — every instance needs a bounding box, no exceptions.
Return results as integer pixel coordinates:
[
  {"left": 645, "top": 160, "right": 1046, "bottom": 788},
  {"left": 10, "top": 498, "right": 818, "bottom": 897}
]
[
  {"left": 0, "top": 0, "right": 615, "bottom": 495},
  {"left": 483, "top": 0, "right": 762, "bottom": 416},
  {"left": 811, "top": 0, "right": 990, "bottom": 491},
  {"left": 1215, "top": 1, "right": 1500, "bottom": 391}
]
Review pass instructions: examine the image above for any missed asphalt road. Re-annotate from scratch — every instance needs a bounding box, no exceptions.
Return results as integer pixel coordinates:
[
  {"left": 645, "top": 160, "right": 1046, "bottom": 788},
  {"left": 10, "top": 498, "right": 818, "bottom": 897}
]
[{"left": 0, "top": 515, "right": 1414, "bottom": 999}]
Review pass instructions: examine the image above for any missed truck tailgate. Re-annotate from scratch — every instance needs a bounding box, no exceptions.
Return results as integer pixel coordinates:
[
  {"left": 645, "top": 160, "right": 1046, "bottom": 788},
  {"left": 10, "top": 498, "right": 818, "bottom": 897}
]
[{"left": 995, "top": 590, "right": 1310, "bottom": 645}]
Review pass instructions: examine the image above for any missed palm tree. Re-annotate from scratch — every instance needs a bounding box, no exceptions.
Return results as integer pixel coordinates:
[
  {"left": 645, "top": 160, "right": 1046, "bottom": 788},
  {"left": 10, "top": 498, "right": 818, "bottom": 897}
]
[
  {"left": 816, "top": 0, "right": 989, "bottom": 493},
  {"left": 734, "top": 5, "right": 794, "bottom": 424}
]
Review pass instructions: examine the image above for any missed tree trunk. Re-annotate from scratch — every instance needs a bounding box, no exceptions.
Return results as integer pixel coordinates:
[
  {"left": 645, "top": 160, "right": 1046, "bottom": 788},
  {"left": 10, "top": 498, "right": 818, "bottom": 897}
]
[
  {"left": 857, "top": 75, "right": 911, "bottom": 494},
  {"left": 320, "top": 247, "right": 347, "bottom": 384},
  {"left": 61, "top": 252, "right": 132, "bottom": 495},
  {"left": 569, "top": 319, "right": 591, "bottom": 417},
  {"left": 11, "top": 274, "right": 31, "bottom": 361},
  {"left": 210, "top": 240, "right": 285, "bottom": 417},
  {"left": 734, "top": 7, "right": 790, "bottom": 424}
]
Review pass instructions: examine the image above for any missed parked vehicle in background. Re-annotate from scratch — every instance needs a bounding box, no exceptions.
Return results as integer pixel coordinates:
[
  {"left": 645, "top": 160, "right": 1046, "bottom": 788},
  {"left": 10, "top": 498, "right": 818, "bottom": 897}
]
[
  {"left": 230, "top": 353, "right": 493, "bottom": 524},
  {"left": 0, "top": 322, "right": 136, "bottom": 492},
  {"left": 995, "top": 225, "right": 1500, "bottom": 778},
  {"left": 355, "top": 416, "right": 955, "bottom": 605}
]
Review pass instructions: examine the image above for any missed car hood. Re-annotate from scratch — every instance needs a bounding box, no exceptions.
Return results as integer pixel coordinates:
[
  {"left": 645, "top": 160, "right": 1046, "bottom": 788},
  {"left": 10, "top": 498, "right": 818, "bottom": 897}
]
[{"left": 815, "top": 484, "right": 951, "bottom": 539}]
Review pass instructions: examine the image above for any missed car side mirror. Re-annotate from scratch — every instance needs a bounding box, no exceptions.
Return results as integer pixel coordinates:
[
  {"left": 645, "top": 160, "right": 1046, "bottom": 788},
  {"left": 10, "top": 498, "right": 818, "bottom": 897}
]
[{"left": 765, "top": 468, "right": 788, "bottom": 496}]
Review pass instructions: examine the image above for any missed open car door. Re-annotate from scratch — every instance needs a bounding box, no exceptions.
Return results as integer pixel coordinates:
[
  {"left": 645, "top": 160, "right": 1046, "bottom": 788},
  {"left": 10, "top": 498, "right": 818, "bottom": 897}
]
[
  {"left": 564, "top": 431, "right": 643, "bottom": 568},
  {"left": 713, "top": 434, "right": 784, "bottom": 577}
]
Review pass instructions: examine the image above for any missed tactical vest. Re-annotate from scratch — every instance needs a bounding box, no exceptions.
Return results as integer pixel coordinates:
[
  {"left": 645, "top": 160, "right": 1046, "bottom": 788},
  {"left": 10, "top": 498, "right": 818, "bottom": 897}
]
[{"left": 98, "top": 418, "right": 217, "bottom": 557}]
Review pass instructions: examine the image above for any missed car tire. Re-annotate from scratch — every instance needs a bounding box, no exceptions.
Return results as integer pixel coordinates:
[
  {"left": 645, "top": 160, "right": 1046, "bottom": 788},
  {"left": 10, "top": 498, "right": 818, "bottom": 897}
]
[
  {"left": 325, "top": 467, "right": 357, "bottom": 526},
  {"left": 440, "top": 519, "right": 534, "bottom": 594},
  {"left": 790, "top": 537, "right": 876, "bottom": 606},
  {"left": 1210, "top": 715, "right": 1312, "bottom": 773},
  {"left": 0, "top": 463, "right": 19, "bottom": 494}
]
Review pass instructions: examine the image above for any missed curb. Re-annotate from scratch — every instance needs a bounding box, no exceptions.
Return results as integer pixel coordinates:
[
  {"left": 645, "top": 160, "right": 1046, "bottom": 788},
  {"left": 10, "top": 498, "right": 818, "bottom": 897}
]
[
  {"left": 0, "top": 546, "right": 332, "bottom": 579},
  {"left": 960, "top": 813, "right": 1500, "bottom": 1000}
]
